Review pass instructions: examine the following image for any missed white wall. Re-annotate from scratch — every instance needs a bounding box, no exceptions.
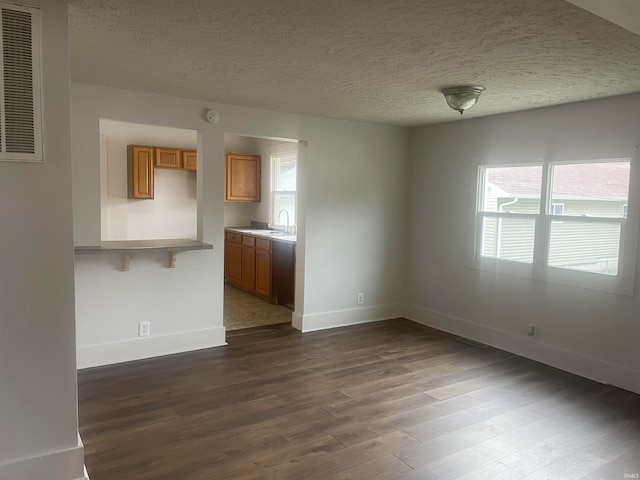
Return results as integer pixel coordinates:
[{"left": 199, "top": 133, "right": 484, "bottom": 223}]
[
  {"left": 72, "top": 83, "right": 407, "bottom": 367},
  {"left": 100, "top": 120, "right": 198, "bottom": 240},
  {"left": 0, "top": 1, "right": 85, "bottom": 479},
  {"left": 407, "top": 93, "right": 640, "bottom": 394}
]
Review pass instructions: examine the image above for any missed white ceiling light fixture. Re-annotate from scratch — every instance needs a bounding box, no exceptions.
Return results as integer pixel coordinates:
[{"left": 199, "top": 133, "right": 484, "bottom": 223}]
[{"left": 441, "top": 85, "right": 485, "bottom": 115}]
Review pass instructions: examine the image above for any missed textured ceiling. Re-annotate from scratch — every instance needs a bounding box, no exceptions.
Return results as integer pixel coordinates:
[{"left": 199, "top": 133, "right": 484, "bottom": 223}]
[
  {"left": 567, "top": 0, "right": 640, "bottom": 36},
  {"left": 68, "top": 0, "right": 640, "bottom": 126}
]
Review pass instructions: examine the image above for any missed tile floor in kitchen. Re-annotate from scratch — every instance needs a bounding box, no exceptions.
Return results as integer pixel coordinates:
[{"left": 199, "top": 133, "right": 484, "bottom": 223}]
[{"left": 223, "top": 284, "right": 292, "bottom": 330}]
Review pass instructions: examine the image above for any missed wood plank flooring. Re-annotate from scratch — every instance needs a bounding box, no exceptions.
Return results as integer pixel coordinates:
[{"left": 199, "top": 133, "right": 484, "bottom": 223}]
[{"left": 78, "top": 319, "right": 640, "bottom": 480}]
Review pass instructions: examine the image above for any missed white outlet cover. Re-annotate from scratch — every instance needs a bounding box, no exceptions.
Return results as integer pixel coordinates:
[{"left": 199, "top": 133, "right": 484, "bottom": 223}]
[{"left": 138, "top": 321, "right": 150, "bottom": 337}]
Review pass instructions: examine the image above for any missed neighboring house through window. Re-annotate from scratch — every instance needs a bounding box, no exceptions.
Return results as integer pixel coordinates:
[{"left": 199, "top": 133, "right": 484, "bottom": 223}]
[
  {"left": 472, "top": 159, "right": 636, "bottom": 294},
  {"left": 551, "top": 203, "right": 565, "bottom": 216}
]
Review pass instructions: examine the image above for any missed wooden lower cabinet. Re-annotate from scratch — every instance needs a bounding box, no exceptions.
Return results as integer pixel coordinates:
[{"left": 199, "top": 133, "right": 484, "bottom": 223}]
[
  {"left": 224, "top": 231, "right": 294, "bottom": 304},
  {"left": 241, "top": 236, "right": 256, "bottom": 291},
  {"left": 272, "top": 241, "right": 295, "bottom": 306},
  {"left": 224, "top": 233, "right": 242, "bottom": 287},
  {"left": 255, "top": 246, "right": 272, "bottom": 298}
]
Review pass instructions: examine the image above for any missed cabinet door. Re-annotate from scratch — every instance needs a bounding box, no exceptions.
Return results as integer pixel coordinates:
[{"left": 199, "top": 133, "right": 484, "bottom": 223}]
[
  {"left": 272, "top": 241, "right": 295, "bottom": 306},
  {"left": 127, "top": 145, "right": 154, "bottom": 199},
  {"left": 255, "top": 248, "right": 272, "bottom": 298},
  {"left": 225, "top": 153, "right": 261, "bottom": 202},
  {"left": 242, "top": 244, "right": 256, "bottom": 291},
  {"left": 225, "top": 235, "right": 242, "bottom": 287},
  {"left": 182, "top": 150, "right": 197, "bottom": 171},
  {"left": 155, "top": 147, "right": 181, "bottom": 169}
]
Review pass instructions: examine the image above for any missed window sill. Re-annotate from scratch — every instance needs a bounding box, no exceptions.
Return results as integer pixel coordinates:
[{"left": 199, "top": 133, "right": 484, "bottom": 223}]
[{"left": 468, "top": 257, "right": 634, "bottom": 296}]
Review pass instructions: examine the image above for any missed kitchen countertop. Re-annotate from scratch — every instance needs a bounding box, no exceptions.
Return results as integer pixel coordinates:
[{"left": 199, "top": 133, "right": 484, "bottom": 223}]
[
  {"left": 74, "top": 238, "right": 213, "bottom": 254},
  {"left": 225, "top": 227, "right": 296, "bottom": 244}
]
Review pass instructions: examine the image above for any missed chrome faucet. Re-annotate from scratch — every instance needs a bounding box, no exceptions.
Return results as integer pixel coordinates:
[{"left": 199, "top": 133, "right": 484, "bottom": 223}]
[{"left": 278, "top": 209, "right": 291, "bottom": 233}]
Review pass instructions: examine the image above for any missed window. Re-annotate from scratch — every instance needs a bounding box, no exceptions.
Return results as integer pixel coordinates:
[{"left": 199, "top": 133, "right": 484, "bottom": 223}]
[
  {"left": 270, "top": 146, "right": 297, "bottom": 230},
  {"left": 551, "top": 203, "right": 565, "bottom": 216},
  {"left": 473, "top": 159, "right": 635, "bottom": 294},
  {"left": 478, "top": 165, "right": 541, "bottom": 264}
]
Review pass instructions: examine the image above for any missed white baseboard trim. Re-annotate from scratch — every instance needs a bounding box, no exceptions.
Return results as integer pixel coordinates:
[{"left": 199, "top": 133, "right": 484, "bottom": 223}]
[
  {"left": 292, "top": 311, "right": 303, "bottom": 332},
  {"left": 405, "top": 304, "right": 640, "bottom": 395},
  {"left": 0, "top": 441, "right": 85, "bottom": 480},
  {"left": 79, "top": 434, "right": 90, "bottom": 480},
  {"left": 77, "top": 326, "right": 227, "bottom": 369},
  {"left": 298, "top": 304, "right": 402, "bottom": 333}
]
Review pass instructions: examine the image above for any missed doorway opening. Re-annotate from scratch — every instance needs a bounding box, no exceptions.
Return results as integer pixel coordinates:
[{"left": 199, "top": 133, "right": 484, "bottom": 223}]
[{"left": 223, "top": 133, "right": 299, "bottom": 331}]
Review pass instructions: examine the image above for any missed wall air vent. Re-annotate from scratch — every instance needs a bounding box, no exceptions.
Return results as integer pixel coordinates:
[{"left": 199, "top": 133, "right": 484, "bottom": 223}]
[{"left": 0, "top": 2, "right": 42, "bottom": 162}]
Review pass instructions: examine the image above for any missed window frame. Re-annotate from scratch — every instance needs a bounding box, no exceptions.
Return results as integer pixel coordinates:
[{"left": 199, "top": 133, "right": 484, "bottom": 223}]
[
  {"left": 468, "top": 158, "right": 638, "bottom": 296},
  {"left": 269, "top": 144, "right": 298, "bottom": 229}
]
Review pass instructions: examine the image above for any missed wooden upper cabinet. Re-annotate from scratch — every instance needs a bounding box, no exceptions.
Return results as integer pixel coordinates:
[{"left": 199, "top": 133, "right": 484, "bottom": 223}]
[
  {"left": 128, "top": 145, "right": 154, "bottom": 199},
  {"left": 155, "top": 147, "right": 182, "bottom": 169},
  {"left": 182, "top": 150, "right": 197, "bottom": 171},
  {"left": 225, "top": 153, "right": 261, "bottom": 202}
]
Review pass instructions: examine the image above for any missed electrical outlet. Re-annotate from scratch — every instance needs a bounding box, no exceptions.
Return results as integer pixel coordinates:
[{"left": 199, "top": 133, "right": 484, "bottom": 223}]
[
  {"left": 357, "top": 292, "right": 364, "bottom": 305},
  {"left": 527, "top": 324, "right": 536, "bottom": 337},
  {"left": 138, "top": 321, "right": 150, "bottom": 337}
]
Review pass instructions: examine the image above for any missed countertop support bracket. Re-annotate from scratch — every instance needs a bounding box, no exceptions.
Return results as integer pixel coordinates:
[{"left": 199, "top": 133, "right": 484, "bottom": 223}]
[{"left": 121, "top": 253, "right": 131, "bottom": 271}]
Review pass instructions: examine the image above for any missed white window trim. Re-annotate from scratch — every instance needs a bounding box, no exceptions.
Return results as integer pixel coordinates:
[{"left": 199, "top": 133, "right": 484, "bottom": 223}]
[
  {"left": 468, "top": 157, "right": 638, "bottom": 296},
  {"left": 269, "top": 143, "right": 298, "bottom": 229}
]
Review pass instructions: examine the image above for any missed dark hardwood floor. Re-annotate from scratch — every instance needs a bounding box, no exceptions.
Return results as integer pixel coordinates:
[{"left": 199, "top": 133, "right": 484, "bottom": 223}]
[{"left": 78, "top": 319, "right": 640, "bottom": 480}]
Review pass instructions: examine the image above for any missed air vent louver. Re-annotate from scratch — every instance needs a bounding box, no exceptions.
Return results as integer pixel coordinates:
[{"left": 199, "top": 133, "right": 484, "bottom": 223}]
[{"left": 0, "top": 3, "right": 42, "bottom": 162}]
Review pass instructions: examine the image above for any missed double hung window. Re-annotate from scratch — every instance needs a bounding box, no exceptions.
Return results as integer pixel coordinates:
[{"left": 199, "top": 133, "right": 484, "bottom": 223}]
[
  {"left": 473, "top": 159, "right": 635, "bottom": 294},
  {"left": 270, "top": 147, "right": 297, "bottom": 229}
]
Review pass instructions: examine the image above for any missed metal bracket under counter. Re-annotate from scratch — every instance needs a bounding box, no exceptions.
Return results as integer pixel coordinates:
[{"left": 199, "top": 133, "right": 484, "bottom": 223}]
[{"left": 74, "top": 239, "right": 213, "bottom": 271}]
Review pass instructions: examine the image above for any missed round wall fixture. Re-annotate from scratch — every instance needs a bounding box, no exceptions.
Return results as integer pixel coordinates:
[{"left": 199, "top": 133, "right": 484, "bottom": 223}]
[{"left": 205, "top": 109, "right": 220, "bottom": 123}]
